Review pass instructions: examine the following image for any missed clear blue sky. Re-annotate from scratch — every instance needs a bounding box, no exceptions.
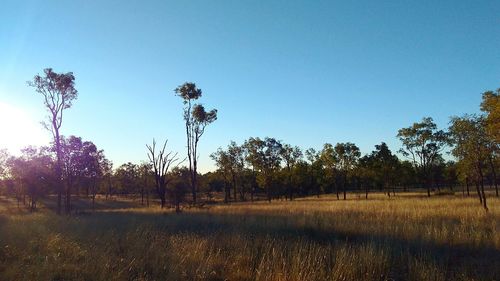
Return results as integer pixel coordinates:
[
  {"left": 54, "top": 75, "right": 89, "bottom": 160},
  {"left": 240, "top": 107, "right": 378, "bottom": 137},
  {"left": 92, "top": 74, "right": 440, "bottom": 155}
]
[{"left": 1, "top": 0, "right": 499, "bottom": 172}]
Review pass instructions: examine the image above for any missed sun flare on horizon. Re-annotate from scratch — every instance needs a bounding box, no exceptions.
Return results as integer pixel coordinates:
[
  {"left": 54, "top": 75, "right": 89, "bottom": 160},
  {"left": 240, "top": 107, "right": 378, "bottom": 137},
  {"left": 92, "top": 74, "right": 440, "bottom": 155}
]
[{"left": 0, "top": 101, "right": 49, "bottom": 154}]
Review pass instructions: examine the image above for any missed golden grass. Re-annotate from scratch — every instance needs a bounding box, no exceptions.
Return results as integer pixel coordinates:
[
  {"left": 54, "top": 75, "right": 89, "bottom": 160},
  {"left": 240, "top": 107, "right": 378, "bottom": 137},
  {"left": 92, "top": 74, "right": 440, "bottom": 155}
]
[{"left": 0, "top": 193, "right": 498, "bottom": 280}]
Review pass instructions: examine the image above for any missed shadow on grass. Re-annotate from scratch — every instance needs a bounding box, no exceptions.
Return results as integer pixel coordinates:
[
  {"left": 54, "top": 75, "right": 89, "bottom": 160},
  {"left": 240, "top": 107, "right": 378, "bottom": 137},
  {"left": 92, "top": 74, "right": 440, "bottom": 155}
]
[
  {"left": 4, "top": 195, "right": 498, "bottom": 279},
  {"left": 39, "top": 196, "right": 143, "bottom": 213},
  {"left": 54, "top": 209, "right": 499, "bottom": 280}
]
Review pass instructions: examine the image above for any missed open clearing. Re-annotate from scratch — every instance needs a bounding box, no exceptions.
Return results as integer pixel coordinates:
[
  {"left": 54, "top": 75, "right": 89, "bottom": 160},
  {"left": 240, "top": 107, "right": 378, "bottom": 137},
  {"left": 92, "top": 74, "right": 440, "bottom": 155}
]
[{"left": 0, "top": 193, "right": 499, "bottom": 281}]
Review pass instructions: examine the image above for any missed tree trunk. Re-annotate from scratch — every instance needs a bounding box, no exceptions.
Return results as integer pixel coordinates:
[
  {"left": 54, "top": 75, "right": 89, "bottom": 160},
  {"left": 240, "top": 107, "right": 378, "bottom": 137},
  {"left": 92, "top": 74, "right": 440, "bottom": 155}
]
[
  {"left": 141, "top": 187, "right": 144, "bottom": 205},
  {"left": 488, "top": 157, "right": 498, "bottom": 197},
  {"left": 478, "top": 164, "right": 488, "bottom": 211},
  {"left": 54, "top": 126, "right": 63, "bottom": 215},
  {"left": 475, "top": 181, "right": 483, "bottom": 204},
  {"left": 65, "top": 184, "right": 71, "bottom": 215},
  {"left": 224, "top": 181, "right": 229, "bottom": 204},
  {"left": 232, "top": 173, "right": 237, "bottom": 202},
  {"left": 175, "top": 192, "right": 180, "bottom": 213},
  {"left": 465, "top": 176, "right": 470, "bottom": 196},
  {"left": 335, "top": 177, "right": 339, "bottom": 200},
  {"left": 343, "top": 176, "right": 347, "bottom": 200},
  {"left": 191, "top": 172, "right": 197, "bottom": 204}
]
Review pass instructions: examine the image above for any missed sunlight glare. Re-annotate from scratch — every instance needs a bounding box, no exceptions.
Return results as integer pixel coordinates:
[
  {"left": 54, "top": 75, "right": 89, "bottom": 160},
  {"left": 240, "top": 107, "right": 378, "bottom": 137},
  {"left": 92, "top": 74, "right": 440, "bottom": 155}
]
[{"left": 0, "top": 102, "right": 50, "bottom": 153}]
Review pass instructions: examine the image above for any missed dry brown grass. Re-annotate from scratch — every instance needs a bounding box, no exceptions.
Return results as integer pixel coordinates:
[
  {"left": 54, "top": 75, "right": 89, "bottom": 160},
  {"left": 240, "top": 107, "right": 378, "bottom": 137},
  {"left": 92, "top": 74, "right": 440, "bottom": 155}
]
[{"left": 0, "top": 193, "right": 498, "bottom": 280}]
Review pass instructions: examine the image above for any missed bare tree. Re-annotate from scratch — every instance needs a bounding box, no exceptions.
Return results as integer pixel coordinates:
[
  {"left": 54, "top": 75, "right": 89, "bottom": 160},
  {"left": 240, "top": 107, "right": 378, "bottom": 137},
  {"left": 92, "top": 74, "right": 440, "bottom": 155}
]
[
  {"left": 28, "top": 68, "right": 78, "bottom": 215},
  {"left": 146, "top": 139, "right": 181, "bottom": 209}
]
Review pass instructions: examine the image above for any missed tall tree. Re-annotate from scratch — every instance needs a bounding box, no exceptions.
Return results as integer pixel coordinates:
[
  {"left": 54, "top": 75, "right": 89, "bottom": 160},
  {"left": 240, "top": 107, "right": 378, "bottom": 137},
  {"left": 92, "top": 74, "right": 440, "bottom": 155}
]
[
  {"left": 397, "top": 117, "right": 449, "bottom": 197},
  {"left": 449, "top": 115, "right": 489, "bottom": 210},
  {"left": 28, "top": 68, "right": 78, "bottom": 214},
  {"left": 175, "top": 82, "right": 217, "bottom": 204},
  {"left": 480, "top": 89, "right": 499, "bottom": 196}
]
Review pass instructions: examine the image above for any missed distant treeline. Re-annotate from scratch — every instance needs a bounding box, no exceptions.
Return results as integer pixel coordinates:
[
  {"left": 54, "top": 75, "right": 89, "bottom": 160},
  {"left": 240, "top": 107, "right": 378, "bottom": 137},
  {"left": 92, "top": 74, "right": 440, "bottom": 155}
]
[{"left": 0, "top": 68, "right": 498, "bottom": 213}]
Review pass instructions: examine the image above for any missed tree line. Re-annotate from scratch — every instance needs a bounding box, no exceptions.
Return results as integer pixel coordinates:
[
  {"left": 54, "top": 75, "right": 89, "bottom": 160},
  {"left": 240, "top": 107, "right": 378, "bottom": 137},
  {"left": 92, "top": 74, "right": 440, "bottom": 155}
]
[{"left": 0, "top": 68, "right": 498, "bottom": 213}]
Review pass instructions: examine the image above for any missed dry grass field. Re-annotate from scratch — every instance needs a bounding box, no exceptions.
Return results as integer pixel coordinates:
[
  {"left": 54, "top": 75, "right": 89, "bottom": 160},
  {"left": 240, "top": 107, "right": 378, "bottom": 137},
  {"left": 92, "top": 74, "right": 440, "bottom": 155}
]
[{"left": 0, "top": 193, "right": 498, "bottom": 281}]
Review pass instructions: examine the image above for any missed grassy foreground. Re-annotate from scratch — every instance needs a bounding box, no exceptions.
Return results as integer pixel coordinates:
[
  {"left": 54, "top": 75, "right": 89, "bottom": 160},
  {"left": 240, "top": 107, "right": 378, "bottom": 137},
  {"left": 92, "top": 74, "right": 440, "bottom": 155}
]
[{"left": 0, "top": 193, "right": 499, "bottom": 281}]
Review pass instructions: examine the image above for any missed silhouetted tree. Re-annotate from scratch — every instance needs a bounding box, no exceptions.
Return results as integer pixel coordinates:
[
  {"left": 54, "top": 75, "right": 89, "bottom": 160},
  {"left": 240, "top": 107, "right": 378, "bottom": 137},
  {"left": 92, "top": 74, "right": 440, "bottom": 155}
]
[
  {"left": 28, "top": 68, "right": 78, "bottom": 215},
  {"left": 146, "top": 139, "right": 181, "bottom": 208},
  {"left": 175, "top": 82, "right": 217, "bottom": 204},
  {"left": 7, "top": 146, "right": 54, "bottom": 212},
  {"left": 168, "top": 166, "right": 190, "bottom": 212},
  {"left": 368, "top": 142, "right": 399, "bottom": 197}
]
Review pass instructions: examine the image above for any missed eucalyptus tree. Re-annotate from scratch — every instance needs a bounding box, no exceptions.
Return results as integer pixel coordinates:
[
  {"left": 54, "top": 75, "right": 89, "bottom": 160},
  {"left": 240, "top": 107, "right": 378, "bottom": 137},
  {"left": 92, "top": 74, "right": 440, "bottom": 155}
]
[
  {"left": 114, "top": 162, "right": 139, "bottom": 195},
  {"left": 369, "top": 142, "right": 399, "bottom": 196},
  {"left": 449, "top": 115, "right": 489, "bottom": 210},
  {"left": 227, "top": 141, "right": 246, "bottom": 201},
  {"left": 320, "top": 143, "right": 339, "bottom": 198},
  {"left": 74, "top": 139, "right": 105, "bottom": 209},
  {"left": 28, "top": 68, "right": 78, "bottom": 214},
  {"left": 243, "top": 137, "right": 265, "bottom": 201},
  {"left": 59, "top": 136, "right": 103, "bottom": 213},
  {"left": 100, "top": 158, "right": 114, "bottom": 199},
  {"left": 175, "top": 82, "right": 217, "bottom": 204},
  {"left": 305, "top": 148, "right": 324, "bottom": 197},
  {"left": 334, "top": 142, "right": 361, "bottom": 200},
  {"left": 243, "top": 139, "right": 261, "bottom": 199},
  {"left": 480, "top": 89, "right": 499, "bottom": 196},
  {"left": 358, "top": 154, "right": 376, "bottom": 199},
  {"left": 146, "top": 139, "right": 181, "bottom": 208},
  {"left": 168, "top": 166, "right": 190, "bottom": 212},
  {"left": 397, "top": 117, "right": 449, "bottom": 197},
  {"left": 243, "top": 137, "right": 282, "bottom": 202},
  {"left": 210, "top": 147, "right": 233, "bottom": 203},
  {"left": 443, "top": 161, "right": 459, "bottom": 191},
  {"left": 280, "top": 144, "right": 303, "bottom": 200},
  {"left": 7, "top": 146, "right": 54, "bottom": 212},
  {"left": 138, "top": 162, "right": 154, "bottom": 206},
  {"left": 481, "top": 88, "right": 500, "bottom": 144}
]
